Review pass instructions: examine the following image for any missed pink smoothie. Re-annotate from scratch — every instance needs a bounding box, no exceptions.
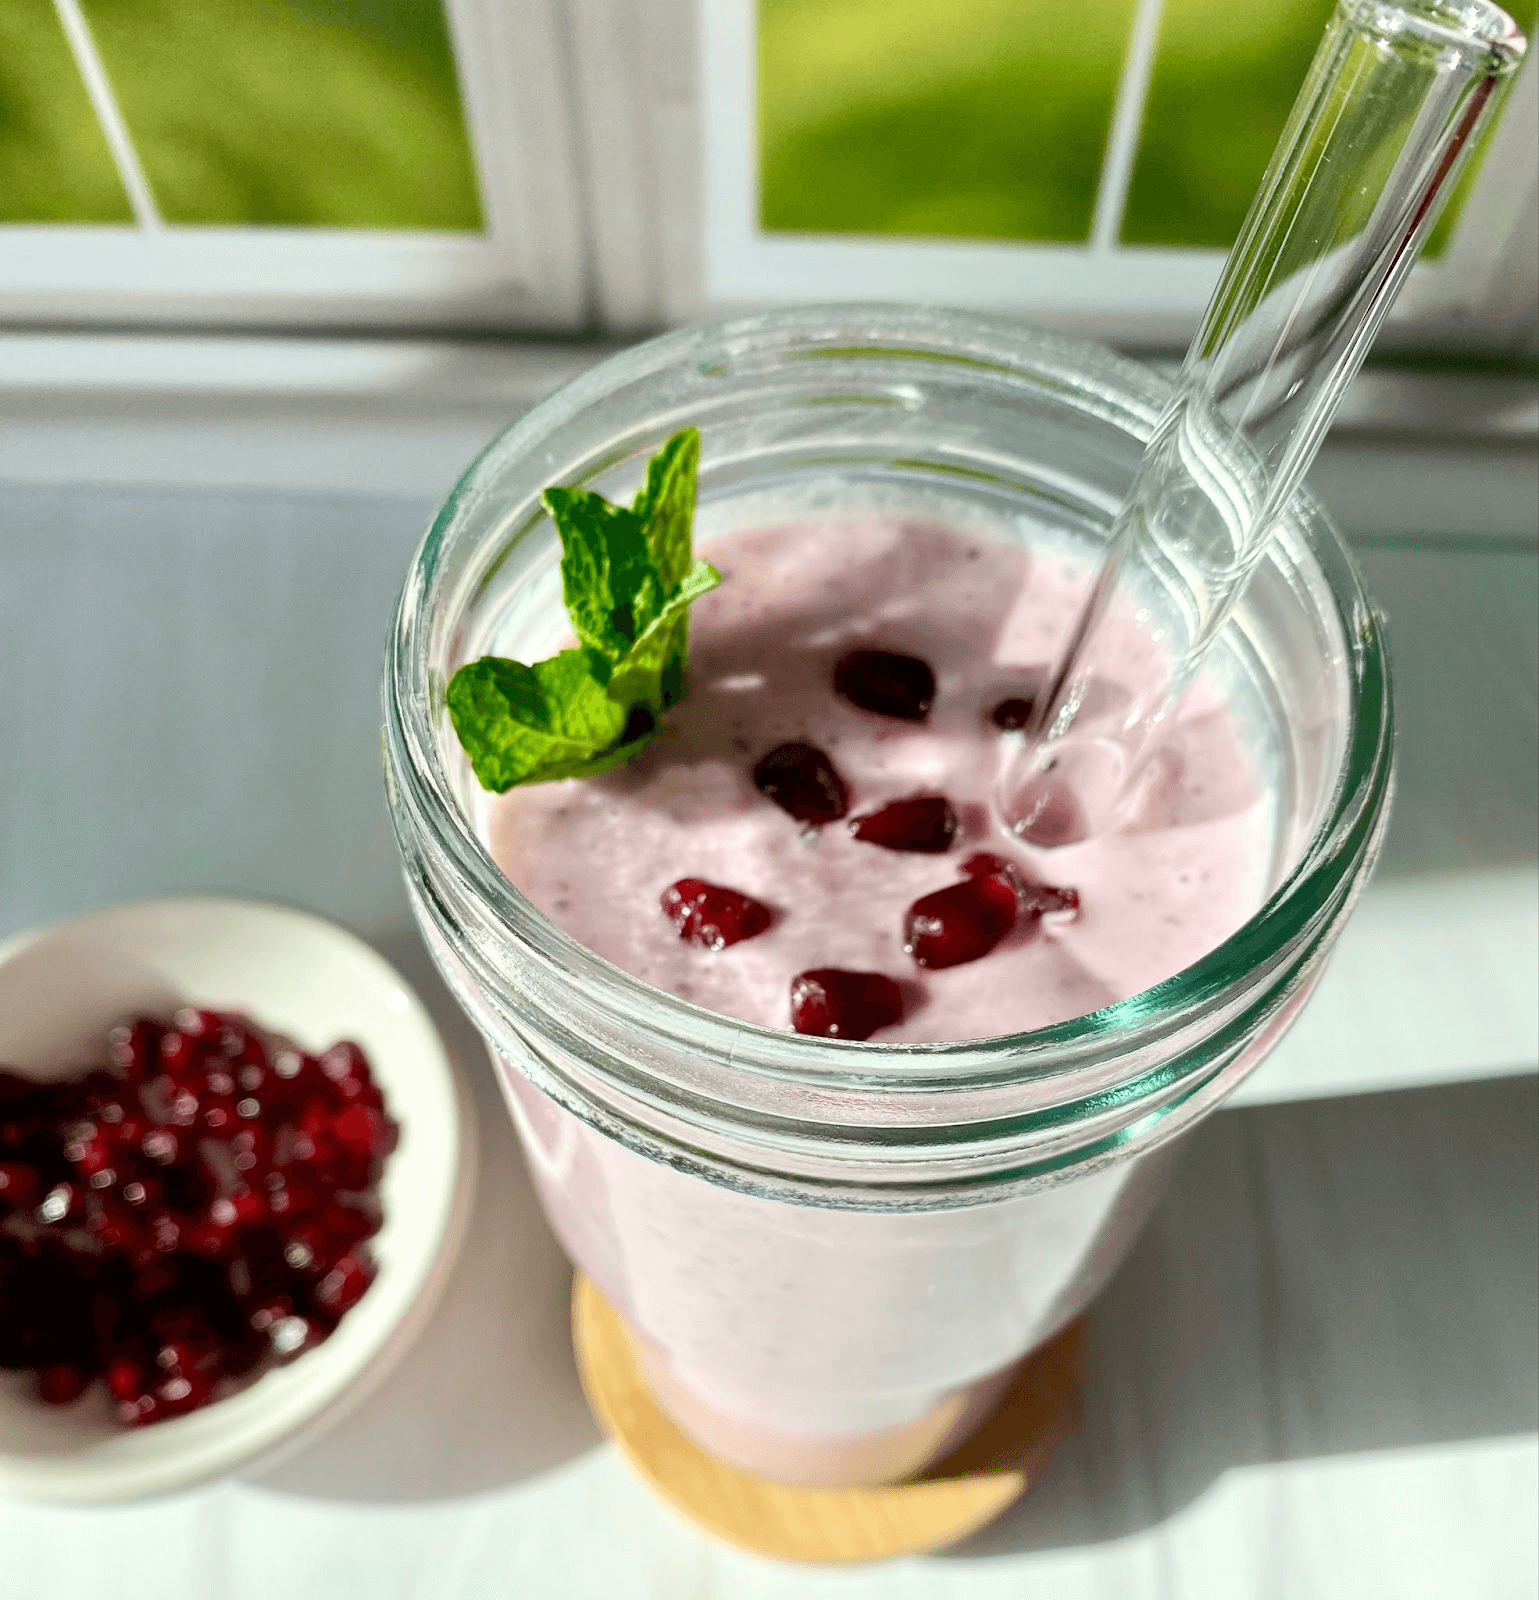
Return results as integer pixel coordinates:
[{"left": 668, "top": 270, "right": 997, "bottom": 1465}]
[
  {"left": 480, "top": 514, "right": 1273, "bottom": 1485},
  {"left": 488, "top": 516, "right": 1270, "bottom": 1041}
]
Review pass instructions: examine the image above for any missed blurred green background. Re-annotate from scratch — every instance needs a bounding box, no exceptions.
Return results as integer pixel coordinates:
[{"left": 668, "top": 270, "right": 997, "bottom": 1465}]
[
  {"left": 760, "top": 0, "right": 1535, "bottom": 256},
  {"left": 0, "top": 0, "right": 1528, "bottom": 259},
  {"left": 758, "top": 0, "right": 1137, "bottom": 242},
  {"left": 0, "top": 0, "right": 134, "bottom": 222},
  {"left": 0, "top": 0, "right": 481, "bottom": 227}
]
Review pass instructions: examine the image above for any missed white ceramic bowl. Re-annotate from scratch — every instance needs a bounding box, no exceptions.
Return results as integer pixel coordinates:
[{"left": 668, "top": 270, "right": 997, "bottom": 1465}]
[{"left": 0, "top": 896, "right": 475, "bottom": 1503}]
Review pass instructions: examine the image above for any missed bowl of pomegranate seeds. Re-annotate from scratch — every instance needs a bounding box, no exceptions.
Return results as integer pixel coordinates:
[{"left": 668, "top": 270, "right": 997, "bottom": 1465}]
[{"left": 0, "top": 896, "right": 474, "bottom": 1502}]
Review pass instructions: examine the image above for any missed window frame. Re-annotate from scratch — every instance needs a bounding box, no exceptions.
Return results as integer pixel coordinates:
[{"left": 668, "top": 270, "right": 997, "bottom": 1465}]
[
  {"left": 699, "top": 0, "right": 1539, "bottom": 358},
  {"left": 0, "top": 0, "right": 588, "bottom": 330}
]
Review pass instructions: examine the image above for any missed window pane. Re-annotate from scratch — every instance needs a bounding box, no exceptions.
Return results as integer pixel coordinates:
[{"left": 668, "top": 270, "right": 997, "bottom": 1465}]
[
  {"left": 77, "top": 0, "right": 483, "bottom": 229},
  {"left": 1120, "top": 0, "right": 1334, "bottom": 249},
  {"left": 758, "top": 0, "right": 1137, "bottom": 243},
  {"left": 0, "top": 0, "right": 133, "bottom": 222}
]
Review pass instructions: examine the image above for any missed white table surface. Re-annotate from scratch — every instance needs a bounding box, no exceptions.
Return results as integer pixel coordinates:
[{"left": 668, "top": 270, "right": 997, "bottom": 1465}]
[{"left": 0, "top": 369, "right": 1534, "bottom": 1598}]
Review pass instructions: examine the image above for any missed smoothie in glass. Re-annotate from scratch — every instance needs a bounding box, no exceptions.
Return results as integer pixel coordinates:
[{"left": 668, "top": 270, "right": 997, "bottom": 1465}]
[
  {"left": 479, "top": 511, "right": 1273, "bottom": 1482},
  {"left": 384, "top": 307, "right": 1393, "bottom": 1491}
]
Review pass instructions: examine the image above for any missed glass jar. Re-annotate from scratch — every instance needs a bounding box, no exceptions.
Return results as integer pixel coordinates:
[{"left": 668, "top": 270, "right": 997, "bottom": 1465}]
[{"left": 383, "top": 306, "right": 1393, "bottom": 1487}]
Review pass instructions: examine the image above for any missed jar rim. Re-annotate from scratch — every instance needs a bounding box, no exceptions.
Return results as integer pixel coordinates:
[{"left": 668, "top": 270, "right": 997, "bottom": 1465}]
[{"left": 385, "top": 305, "right": 1393, "bottom": 1162}]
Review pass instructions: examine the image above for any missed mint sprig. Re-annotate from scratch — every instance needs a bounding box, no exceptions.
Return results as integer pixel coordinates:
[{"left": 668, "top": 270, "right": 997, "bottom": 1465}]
[{"left": 447, "top": 428, "right": 720, "bottom": 792}]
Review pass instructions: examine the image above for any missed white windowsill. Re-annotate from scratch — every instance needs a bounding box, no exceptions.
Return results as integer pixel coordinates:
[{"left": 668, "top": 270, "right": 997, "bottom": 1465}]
[{"left": 0, "top": 333, "right": 1533, "bottom": 1117}]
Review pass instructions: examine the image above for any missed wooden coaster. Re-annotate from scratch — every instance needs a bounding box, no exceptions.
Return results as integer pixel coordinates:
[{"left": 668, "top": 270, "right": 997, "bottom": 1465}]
[{"left": 572, "top": 1274, "right": 1085, "bottom": 1565}]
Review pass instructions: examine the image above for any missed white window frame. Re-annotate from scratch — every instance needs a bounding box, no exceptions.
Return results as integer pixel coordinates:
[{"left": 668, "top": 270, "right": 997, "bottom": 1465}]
[
  {"left": 5, "top": 0, "right": 1533, "bottom": 353},
  {"left": 0, "top": 0, "right": 587, "bottom": 330},
  {"left": 699, "top": 0, "right": 1539, "bottom": 357}
]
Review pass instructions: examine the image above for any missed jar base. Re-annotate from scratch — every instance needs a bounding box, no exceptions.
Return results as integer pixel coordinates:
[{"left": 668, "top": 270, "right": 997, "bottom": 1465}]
[{"left": 571, "top": 1273, "right": 1086, "bottom": 1565}]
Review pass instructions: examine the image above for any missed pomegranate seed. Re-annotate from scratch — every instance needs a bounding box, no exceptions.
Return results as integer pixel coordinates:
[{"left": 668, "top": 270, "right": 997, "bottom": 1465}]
[
  {"left": 271, "top": 1047, "right": 326, "bottom": 1090},
  {"left": 660, "top": 878, "right": 774, "bottom": 950},
  {"left": 229, "top": 1124, "right": 274, "bottom": 1176},
  {"left": 0, "top": 1162, "right": 40, "bottom": 1211},
  {"left": 904, "top": 872, "right": 1019, "bottom": 969},
  {"left": 314, "top": 1252, "right": 373, "bottom": 1315},
  {"left": 752, "top": 742, "right": 849, "bottom": 824},
  {"left": 789, "top": 969, "right": 905, "bottom": 1040},
  {"left": 140, "top": 1127, "right": 183, "bottom": 1166},
  {"left": 289, "top": 1098, "right": 337, "bottom": 1167},
  {"left": 201, "top": 1093, "right": 237, "bottom": 1135},
  {"left": 65, "top": 1130, "right": 113, "bottom": 1178},
  {"left": 318, "top": 1200, "right": 377, "bottom": 1250},
  {"left": 833, "top": 649, "right": 935, "bottom": 722},
  {"left": 848, "top": 796, "right": 958, "bottom": 854},
  {"left": 319, "top": 1041, "right": 367, "bottom": 1083},
  {"left": 105, "top": 1356, "right": 146, "bottom": 1405},
  {"left": 960, "top": 852, "right": 1080, "bottom": 916},
  {"left": 319, "top": 1042, "right": 383, "bottom": 1110},
  {"left": 108, "top": 1019, "right": 163, "bottom": 1083},
  {"left": 155, "top": 1369, "right": 216, "bottom": 1418},
  {"left": 119, "top": 1390, "right": 163, "bottom": 1427},
  {"left": 104, "top": 1113, "right": 150, "bottom": 1153},
  {"left": 332, "top": 1072, "right": 382, "bottom": 1111},
  {"left": 270, "top": 1313, "right": 328, "bottom": 1359},
  {"left": 182, "top": 1217, "right": 240, "bottom": 1261},
  {"left": 146, "top": 1211, "right": 182, "bottom": 1254},
  {"left": 118, "top": 1174, "right": 165, "bottom": 1210},
  {"left": 282, "top": 1224, "right": 328, "bottom": 1274},
  {"left": 210, "top": 1189, "right": 268, "bottom": 1231},
  {"left": 989, "top": 696, "right": 1037, "bottom": 731},
  {"left": 37, "top": 1181, "right": 88, "bottom": 1226},
  {"left": 156, "top": 1031, "right": 199, "bottom": 1081},
  {"left": 247, "top": 1296, "right": 295, "bottom": 1334},
  {"left": 332, "top": 1104, "right": 396, "bottom": 1162},
  {"left": 37, "top": 1363, "right": 93, "bottom": 1405},
  {"left": 266, "top": 1173, "right": 322, "bottom": 1222},
  {"left": 173, "top": 1008, "right": 225, "bottom": 1038},
  {"left": 155, "top": 1339, "right": 198, "bottom": 1375},
  {"left": 162, "top": 1085, "right": 200, "bottom": 1128},
  {"left": 204, "top": 1067, "right": 236, "bottom": 1099},
  {"left": 217, "top": 1021, "right": 266, "bottom": 1069}
]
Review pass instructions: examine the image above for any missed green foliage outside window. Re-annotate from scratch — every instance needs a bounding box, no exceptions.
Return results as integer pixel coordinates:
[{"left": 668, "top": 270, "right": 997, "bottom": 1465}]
[
  {"left": 0, "top": 0, "right": 481, "bottom": 229},
  {"left": 758, "top": 0, "right": 1136, "bottom": 242},
  {"left": 0, "top": 0, "right": 133, "bottom": 222}
]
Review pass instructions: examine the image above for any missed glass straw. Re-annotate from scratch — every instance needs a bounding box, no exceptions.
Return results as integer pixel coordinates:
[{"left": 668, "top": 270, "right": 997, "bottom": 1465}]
[{"left": 1000, "top": 0, "right": 1527, "bottom": 845}]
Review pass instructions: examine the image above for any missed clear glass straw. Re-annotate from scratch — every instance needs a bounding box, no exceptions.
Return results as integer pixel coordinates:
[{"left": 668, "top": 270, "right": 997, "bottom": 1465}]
[{"left": 1000, "top": 0, "right": 1527, "bottom": 845}]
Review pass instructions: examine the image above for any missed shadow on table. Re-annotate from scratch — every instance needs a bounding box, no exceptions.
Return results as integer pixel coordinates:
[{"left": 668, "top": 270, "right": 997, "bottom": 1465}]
[
  {"left": 947, "top": 1072, "right": 1539, "bottom": 1558},
  {"left": 252, "top": 932, "right": 601, "bottom": 1505}
]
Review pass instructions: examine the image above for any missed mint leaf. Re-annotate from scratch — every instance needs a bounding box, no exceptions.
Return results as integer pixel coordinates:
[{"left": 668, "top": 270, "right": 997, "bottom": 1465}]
[
  {"left": 446, "top": 650, "right": 628, "bottom": 790},
  {"left": 604, "top": 558, "right": 720, "bottom": 715},
  {"left": 542, "top": 489, "right": 665, "bottom": 666},
  {"left": 631, "top": 426, "right": 700, "bottom": 594},
  {"left": 447, "top": 428, "right": 720, "bottom": 792}
]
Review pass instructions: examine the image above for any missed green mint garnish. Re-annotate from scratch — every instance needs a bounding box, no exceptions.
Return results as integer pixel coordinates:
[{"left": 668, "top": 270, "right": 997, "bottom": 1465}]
[{"left": 447, "top": 427, "right": 720, "bottom": 792}]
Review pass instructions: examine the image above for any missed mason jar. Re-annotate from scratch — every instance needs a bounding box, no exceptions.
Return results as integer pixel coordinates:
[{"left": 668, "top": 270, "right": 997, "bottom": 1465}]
[{"left": 383, "top": 305, "right": 1393, "bottom": 1487}]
